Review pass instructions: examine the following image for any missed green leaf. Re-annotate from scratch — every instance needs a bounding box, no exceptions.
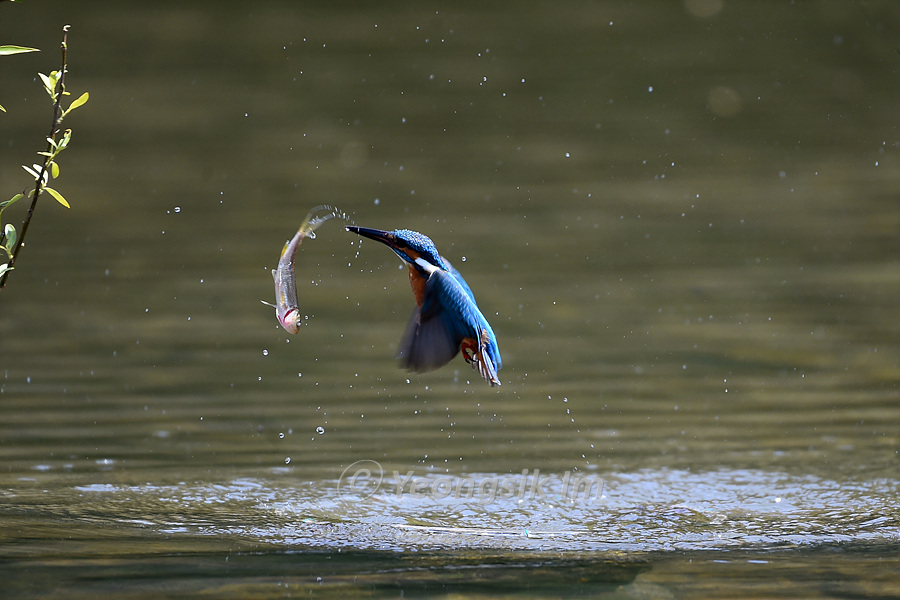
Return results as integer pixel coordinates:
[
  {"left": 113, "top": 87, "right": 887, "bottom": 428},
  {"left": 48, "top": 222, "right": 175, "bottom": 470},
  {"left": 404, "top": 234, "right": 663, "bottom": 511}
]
[
  {"left": 23, "top": 163, "right": 48, "bottom": 184},
  {"left": 3, "top": 224, "right": 17, "bottom": 255},
  {"left": 44, "top": 186, "right": 70, "bottom": 208},
  {"left": 22, "top": 164, "right": 41, "bottom": 179},
  {"left": 0, "top": 45, "right": 40, "bottom": 56},
  {"left": 0, "top": 103, "right": 5, "bottom": 113},
  {"left": 39, "top": 71, "right": 61, "bottom": 99},
  {"left": 50, "top": 161, "right": 60, "bottom": 179},
  {"left": 0, "top": 264, "right": 12, "bottom": 278},
  {"left": 38, "top": 72, "right": 53, "bottom": 91},
  {"left": 66, "top": 91, "right": 89, "bottom": 114},
  {"left": 1, "top": 193, "right": 25, "bottom": 211}
]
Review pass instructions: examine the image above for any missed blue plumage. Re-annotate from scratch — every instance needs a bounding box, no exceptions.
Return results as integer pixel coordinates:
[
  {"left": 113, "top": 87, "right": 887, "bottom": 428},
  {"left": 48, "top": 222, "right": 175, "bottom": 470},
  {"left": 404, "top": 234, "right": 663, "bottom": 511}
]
[{"left": 347, "top": 226, "right": 502, "bottom": 386}]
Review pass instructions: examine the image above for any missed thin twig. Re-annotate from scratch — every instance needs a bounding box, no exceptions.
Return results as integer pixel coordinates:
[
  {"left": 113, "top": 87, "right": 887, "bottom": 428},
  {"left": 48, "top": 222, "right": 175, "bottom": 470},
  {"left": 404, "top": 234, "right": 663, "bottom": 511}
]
[{"left": 0, "top": 25, "right": 69, "bottom": 288}]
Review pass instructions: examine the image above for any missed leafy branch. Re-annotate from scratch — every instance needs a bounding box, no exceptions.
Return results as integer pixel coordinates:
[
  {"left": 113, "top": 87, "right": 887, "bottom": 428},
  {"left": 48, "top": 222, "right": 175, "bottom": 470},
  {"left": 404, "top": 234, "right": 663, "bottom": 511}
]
[{"left": 0, "top": 25, "right": 88, "bottom": 288}]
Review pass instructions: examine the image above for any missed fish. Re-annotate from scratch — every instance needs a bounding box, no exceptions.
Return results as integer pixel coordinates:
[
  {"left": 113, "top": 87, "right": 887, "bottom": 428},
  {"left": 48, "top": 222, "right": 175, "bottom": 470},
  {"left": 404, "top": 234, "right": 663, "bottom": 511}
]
[{"left": 264, "top": 205, "right": 347, "bottom": 334}]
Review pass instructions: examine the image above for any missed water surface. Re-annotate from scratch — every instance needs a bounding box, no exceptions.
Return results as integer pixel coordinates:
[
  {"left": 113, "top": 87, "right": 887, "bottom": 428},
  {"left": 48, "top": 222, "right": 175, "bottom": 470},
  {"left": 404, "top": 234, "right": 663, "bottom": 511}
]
[{"left": 1, "top": 1, "right": 899, "bottom": 597}]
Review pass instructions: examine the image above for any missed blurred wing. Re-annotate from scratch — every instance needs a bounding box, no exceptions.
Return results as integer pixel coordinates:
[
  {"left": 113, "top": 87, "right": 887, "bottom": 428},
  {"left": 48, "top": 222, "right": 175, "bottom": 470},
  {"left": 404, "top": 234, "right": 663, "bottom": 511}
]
[{"left": 397, "top": 268, "right": 469, "bottom": 372}]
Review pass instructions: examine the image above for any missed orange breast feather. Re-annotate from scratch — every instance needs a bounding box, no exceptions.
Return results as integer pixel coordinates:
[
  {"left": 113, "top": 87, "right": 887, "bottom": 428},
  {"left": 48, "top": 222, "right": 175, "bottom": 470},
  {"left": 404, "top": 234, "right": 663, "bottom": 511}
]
[{"left": 407, "top": 264, "right": 428, "bottom": 307}]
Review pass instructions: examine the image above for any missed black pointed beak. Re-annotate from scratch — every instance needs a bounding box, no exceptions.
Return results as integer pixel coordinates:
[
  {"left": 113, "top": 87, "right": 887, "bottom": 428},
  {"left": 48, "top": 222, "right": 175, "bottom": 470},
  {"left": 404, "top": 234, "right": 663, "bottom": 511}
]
[{"left": 346, "top": 226, "right": 395, "bottom": 248}]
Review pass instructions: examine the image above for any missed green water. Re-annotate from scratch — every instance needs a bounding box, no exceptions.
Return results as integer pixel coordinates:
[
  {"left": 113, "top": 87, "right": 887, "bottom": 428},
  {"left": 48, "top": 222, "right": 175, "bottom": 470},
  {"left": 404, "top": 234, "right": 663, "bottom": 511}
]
[{"left": 1, "top": 1, "right": 899, "bottom": 597}]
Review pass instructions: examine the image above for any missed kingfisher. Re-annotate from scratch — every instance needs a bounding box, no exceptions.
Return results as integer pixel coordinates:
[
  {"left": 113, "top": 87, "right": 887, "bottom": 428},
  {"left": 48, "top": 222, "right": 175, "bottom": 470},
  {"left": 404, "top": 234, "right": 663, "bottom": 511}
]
[{"left": 346, "top": 226, "right": 502, "bottom": 387}]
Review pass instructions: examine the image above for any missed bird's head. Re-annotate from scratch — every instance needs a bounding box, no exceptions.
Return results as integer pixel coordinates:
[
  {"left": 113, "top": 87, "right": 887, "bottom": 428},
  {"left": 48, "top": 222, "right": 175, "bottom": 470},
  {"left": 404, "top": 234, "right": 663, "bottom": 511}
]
[{"left": 347, "top": 226, "right": 448, "bottom": 274}]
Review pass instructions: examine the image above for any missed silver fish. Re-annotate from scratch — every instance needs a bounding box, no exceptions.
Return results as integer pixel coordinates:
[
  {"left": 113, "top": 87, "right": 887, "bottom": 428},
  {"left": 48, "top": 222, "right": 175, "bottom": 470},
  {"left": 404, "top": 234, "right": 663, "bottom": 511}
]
[{"left": 267, "top": 205, "right": 347, "bottom": 333}]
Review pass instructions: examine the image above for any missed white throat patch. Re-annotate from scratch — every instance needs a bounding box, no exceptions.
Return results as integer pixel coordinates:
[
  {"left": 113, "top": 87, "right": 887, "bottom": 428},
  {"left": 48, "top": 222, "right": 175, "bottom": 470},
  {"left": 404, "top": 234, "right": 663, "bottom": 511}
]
[{"left": 414, "top": 257, "right": 439, "bottom": 275}]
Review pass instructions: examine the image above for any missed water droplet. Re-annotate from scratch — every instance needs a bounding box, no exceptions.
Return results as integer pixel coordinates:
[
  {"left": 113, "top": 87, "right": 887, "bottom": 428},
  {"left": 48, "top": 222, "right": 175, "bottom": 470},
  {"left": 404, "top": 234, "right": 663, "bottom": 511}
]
[
  {"left": 284, "top": 457, "right": 291, "bottom": 464},
  {"left": 262, "top": 349, "right": 269, "bottom": 356},
  {"left": 315, "top": 426, "right": 325, "bottom": 435},
  {"left": 278, "top": 432, "right": 285, "bottom": 439},
  {"left": 173, "top": 206, "right": 181, "bottom": 213}
]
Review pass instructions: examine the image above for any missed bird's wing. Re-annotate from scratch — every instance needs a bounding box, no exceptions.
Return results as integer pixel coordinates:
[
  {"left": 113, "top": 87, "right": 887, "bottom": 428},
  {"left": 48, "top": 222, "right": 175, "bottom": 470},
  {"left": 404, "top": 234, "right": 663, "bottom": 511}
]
[
  {"left": 441, "top": 256, "right": 476, "bottom": 303},
  {"left": 397, "top": 268, "right": 470, "bottom": 372}
]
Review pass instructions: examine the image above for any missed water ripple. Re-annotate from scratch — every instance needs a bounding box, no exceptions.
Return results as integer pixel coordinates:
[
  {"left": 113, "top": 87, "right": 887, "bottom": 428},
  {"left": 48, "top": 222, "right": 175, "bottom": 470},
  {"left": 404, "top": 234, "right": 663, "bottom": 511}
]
[{"left": 34, "top": 468, "right": 896, "bottom": 553}]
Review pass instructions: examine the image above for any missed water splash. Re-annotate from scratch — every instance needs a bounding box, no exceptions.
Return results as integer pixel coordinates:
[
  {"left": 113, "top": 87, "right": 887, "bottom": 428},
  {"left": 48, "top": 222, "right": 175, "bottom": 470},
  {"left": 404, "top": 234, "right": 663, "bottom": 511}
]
[
  {"left": 51, "top": 468, "right": 900, "bottom": 553},
  {"left": 299, "top": 204, "right": 355, "bottom": 239}
]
